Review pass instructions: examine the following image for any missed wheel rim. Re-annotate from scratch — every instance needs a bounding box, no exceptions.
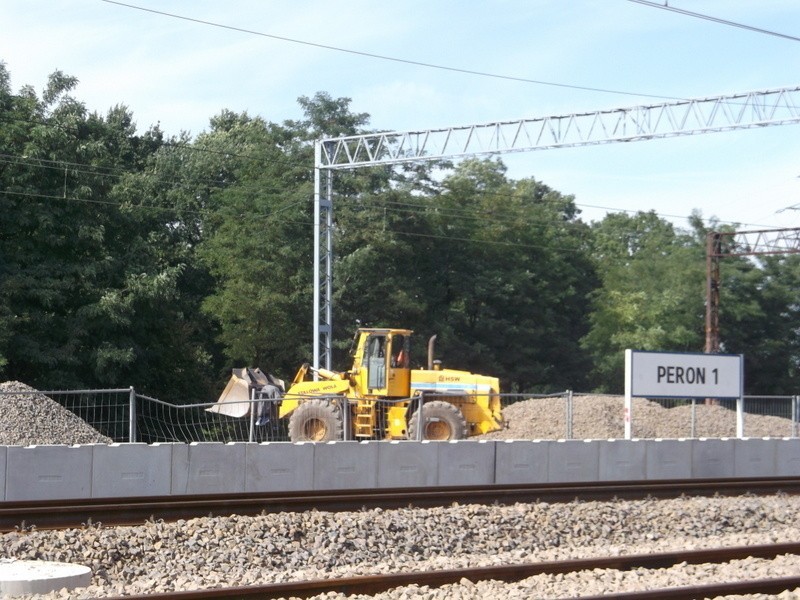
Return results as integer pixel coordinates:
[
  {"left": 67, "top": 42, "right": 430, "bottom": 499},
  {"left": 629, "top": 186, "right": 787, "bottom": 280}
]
[
  {"left": 303, "top": 417, "right": 328, "bottom": 441},
  {"left": 424, "top": 420, "right": 451, "bottom": 440}
]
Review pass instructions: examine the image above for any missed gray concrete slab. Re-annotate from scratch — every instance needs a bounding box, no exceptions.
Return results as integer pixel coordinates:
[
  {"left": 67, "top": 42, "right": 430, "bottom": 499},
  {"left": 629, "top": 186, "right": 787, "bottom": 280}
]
[
  {"left": 599, "top": 440, "right": 646, "bottom": 481},
  {"left": 776, "top": 438, "right": 800, "bottom": 476},
  {"left": 91, "top": 443, "right": 172, "bottom": 498},
  {"left": 246, "top": 442, "right": 314, "bottom": 492},
  {"left": 314, "top": 441, "right": 379, "bottom": 490},
  {"left": 734, "top": 438, "right": 777, "bottom": 478},
  {"left": 548, "top": 440, "right": 599, "bottom": 483},
  {"left": 6, "top": 445, "right": 94, "bottom": 501},
  {"left": 692, "top": 438, "right": 735, "bottom": 478},
  {"left": 646, "top": 439, "right": 692, "bottom": 480},
  {"left": 171, "top": 442, "right": 246, "bottom": 495},
  {"left": 437, "top": 440, "right": 496, "bottom": 486},
  {"left": 494, "top": 440, "right": 549, "bottom": 484},
  {"left": 377, "top": 441, "right": 438, "bottom": 488}
]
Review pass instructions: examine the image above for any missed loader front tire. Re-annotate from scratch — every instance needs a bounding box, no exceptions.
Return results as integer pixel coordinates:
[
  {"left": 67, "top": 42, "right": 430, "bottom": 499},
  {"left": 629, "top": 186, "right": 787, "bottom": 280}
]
[
  {"left": 288, "top": 399, "right": 343, "bottom": 442},
  {"left": 408, "top": 400, "right": 467, "bottom": 441}
]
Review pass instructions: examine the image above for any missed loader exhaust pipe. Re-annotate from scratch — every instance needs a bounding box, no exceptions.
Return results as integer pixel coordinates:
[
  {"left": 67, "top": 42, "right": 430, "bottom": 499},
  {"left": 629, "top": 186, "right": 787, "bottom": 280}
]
[{"left": 427, "top": 335, "right": 437, "bottom": 370}]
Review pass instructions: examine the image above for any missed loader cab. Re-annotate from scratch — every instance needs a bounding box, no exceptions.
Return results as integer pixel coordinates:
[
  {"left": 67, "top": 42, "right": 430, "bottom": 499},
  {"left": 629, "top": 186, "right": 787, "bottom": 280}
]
[{"left": 353, "top": 328, "right": 411, "bottom": 398}]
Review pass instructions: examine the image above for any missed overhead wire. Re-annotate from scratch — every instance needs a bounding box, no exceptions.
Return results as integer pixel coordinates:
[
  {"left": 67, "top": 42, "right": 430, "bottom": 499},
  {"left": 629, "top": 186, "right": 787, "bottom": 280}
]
[
  {"left": 0, "top": 59, "right": 786, "bottom": 235},
  {"left": 0, "top": 145, "right": 779, "bottom": 231},
  {"left": 0, "top": 152, "right": 311, "bottom": 198},
  {"left": 7, "top": 157, "right": 791, "bottom": 258},
  {"left": 99, "top": 0, "right": 682, "bottom": 102},
  {"left": 5, "top": 0, "right": 783, "bottom": 200},
  {"left": 0, "top": 187, "right": 573, "bottom": 253},
  {"left": 0, "top": 18, "right": 769, "bottom": 198},
  {"left": 0, "top": 188, "right": 308, "bottom": 225},
  {"left": 332, "top": 182, "right": 766, "bottom": 230},
  {"left": 0, "top": 167, "right": 775, "bottom": 253},
  {"left": 0, "top": 165, "right": 733, "bottom": 232},
  {"left": 627, "top": 0, "right": 800, "bottom": 43}
]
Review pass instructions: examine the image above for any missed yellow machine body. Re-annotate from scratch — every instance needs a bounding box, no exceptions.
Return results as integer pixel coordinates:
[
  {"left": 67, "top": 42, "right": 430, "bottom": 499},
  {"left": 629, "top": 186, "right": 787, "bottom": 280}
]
[{"left": 272, "top": 327, "right": 504, "bottom": 440}]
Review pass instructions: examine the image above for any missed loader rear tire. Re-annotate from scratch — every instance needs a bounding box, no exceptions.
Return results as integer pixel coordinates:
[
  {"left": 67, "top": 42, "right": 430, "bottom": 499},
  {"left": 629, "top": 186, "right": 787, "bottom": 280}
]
[
  {"left": 288, "top": 399, "right": 343, "bottom": 442},
  {"left": 408, "top": 400, "right": 468, "bottom": 441}
]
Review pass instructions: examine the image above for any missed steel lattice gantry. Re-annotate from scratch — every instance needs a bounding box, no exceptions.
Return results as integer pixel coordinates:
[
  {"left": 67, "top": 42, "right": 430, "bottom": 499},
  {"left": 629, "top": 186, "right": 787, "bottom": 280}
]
[
  {"left": 313, "top": 85, "right": 800, "bottom": 369},
  {"left": 705, "top": 227, "right": 800, "bottom": 353}
]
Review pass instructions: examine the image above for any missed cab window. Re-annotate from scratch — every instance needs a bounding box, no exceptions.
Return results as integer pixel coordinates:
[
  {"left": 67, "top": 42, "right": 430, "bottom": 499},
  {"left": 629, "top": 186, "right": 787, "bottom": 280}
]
[{"left": 391, "top": 334, "right": 409, "bottom": 368}]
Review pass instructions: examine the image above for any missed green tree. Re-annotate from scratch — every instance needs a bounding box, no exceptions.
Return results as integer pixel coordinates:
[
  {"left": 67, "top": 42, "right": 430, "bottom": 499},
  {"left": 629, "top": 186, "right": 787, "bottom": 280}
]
[
  {"left": 334, "top": 157, "right": 596, "bottom": 392},
  {"left": 582, "top": 211, "right": 705, "bottom": 392},
  {"left": 0, "top": 68, "right": 156, "bottom": 387},
  {"left": 423, "top": 159, "right": 595, "bottom": 392},
  {"left": 0, "top": 65, "right": 215, "bottom": 398},
  {"left": 197, "top": 96, "right": 364, "bottom": 378},
  {"left": 717, "top": 253, "right": 800, "bottom": 394}
]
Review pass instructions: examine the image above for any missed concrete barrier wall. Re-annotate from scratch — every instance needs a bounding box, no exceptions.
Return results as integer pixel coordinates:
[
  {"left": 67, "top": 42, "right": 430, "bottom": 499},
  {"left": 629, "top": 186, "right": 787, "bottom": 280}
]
[
  {"left": 692, "top": 438, "right": 736, "bottom": 478},
  {"left": 777, "top": 438, "right": 800, "bottom": 476},
  {"left": 0, "top": 446, "right": 5, "bottom": 501},
  {"left": 495, "top": 440, "right": 549, "bottom": 484},
  {"left": 378, "top": 441, "right": 438, "bottom": 487},
  {"left": 6, "top": 445, "right": 94, "bottom": 501},
  {"left": 314, "top": 441, "right": 379, "bottom": 490},
  {"left": 734, "top": 438, "right": 776, "bottom": 478},
  {"left": 172, "top": 442, "right": 247, "bottom": 495},
  {"left": 646, "top": 439, "right": 693, "bottom": 479},
  {"left": 438, "top": 440, "right": 495, "bottom": 486},
  {"left": 600, "top": 440, "right": 647, "bottom": 481},
  {"left": 549, "top": 440, "right": 600, "bottom": 482},
  {"left": 3, "top": 438, "right": 800, "bottom": 501},
  {"left": 92, "top": 443, "right": 172, "bottom": 498},
  {"left": 246, "top": 442, "right": 314, "bottom": 492}
]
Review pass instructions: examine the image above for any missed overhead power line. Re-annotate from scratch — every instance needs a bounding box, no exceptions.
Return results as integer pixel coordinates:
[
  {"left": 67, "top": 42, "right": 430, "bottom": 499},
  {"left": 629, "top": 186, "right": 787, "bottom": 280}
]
[
  {"left": 2, "top": 145, "right": 774, "bottom": 229},
  {"left": 99, "top": 0, "right": 677, "bottom": 102},
  {"left": 627, "top": 0, "right": 800, "bottom": 43}
]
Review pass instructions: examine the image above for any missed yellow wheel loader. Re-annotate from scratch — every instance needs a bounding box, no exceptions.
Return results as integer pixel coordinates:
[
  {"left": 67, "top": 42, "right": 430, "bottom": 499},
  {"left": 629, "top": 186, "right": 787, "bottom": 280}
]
[{"left": 210, "top": 327, "right": 504, "bottom": 442}]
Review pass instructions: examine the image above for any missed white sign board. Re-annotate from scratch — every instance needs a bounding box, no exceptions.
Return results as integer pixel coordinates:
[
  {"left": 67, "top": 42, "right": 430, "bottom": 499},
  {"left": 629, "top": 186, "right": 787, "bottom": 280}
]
[{"left": 626, "top": 350, "right": 743, "bottom": 399}]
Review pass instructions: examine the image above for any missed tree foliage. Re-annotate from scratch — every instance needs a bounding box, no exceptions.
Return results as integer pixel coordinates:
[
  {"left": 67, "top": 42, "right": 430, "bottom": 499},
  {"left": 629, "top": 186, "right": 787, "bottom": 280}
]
[
  {"left": 581, "top": 211, "right": 706, "bottom": 392},
  {"left": 0, "top": 64, "right": 797, "bottom": 398}
]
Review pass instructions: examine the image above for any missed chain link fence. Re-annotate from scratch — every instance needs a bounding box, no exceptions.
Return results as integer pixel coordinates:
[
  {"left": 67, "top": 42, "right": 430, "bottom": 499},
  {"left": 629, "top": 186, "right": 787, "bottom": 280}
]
[{"left": 2, "top": 385, "right": 799, "bottom": 444}]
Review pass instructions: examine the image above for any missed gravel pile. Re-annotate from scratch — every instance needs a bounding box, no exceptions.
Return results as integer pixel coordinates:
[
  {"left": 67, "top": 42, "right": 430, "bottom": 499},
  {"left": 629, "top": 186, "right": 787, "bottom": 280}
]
[
  {"left": 0, "top": 381, "right": 112, "bottom": 446},
  {"left": 5, "top": 494, "right": 800, "bottom": 598},
  {"left": 481, "top": 394, "right": 796, "bottom": 440}
]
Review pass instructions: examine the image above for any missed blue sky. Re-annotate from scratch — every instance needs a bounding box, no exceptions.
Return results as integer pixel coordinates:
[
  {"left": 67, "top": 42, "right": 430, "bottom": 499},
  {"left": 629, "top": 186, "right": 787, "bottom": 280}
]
[{"left": 2, "top": 0, "right": 800, "bottom": 230}]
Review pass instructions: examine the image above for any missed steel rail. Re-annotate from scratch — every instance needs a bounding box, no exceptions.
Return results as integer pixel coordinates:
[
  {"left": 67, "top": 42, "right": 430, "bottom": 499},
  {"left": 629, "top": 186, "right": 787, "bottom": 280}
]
[
  {"left": 3, "top": 477, "right": 799, "bottom": 532},
  {"left": 98, "top": 542, "right": 800, "bottom": 599},
  {"left": 577, "top": 576, "right": 800, "bottom": 599}
]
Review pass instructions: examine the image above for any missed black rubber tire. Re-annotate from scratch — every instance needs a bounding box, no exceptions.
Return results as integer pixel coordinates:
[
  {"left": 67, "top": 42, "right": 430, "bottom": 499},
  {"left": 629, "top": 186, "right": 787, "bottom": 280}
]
[
  {"left": 408, "top": 400, "right": 468, "bottom": 441},
  {"left": 288, "top": 399, "right": 343, "bottom": 442}
]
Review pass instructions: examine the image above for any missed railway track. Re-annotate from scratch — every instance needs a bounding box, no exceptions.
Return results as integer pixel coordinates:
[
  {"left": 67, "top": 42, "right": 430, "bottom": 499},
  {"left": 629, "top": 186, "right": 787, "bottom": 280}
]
[
  {"left": 3, "top": 476, "right": 799, "bottom": 532},
  {"left": 96, "top": 542, "right": 800, "bottom": 600}
]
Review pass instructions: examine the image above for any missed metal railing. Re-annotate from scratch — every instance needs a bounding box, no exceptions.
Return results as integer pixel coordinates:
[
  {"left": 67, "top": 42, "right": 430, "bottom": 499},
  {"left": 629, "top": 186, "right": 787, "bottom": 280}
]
[{"left": 1, "top": 386, "right": 798, "bottom": 444}]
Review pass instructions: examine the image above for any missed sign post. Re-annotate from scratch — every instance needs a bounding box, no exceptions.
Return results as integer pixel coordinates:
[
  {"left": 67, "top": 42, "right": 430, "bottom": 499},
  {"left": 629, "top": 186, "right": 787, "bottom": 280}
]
[{"left": 624, "top": 350, "right": 744, "bottom": 440}]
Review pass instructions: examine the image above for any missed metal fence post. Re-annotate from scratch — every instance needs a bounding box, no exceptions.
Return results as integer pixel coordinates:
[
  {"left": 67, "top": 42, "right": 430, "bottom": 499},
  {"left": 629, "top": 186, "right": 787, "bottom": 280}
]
[
  {"left": 736, "top": 395, "right": 744, "bottom": 439},
  {"left": 691, "top": 398, "right": 696, "bottom": 438},
  {"left": 566, "top": 390, "right": 573, "bottom": 440},
  {"left": 794, "top": 395, "right": 799, "bottom": 438},
  {"left": 248, "top": 388, "right": 255, "bottom": 443},
  {"left": 128, "top": 386, "right": 137, "bottom": 443},
  {"left": 417, "top": 392, "right": 424, "bottom": 441},
  {"left": 341, "top": 396, "right": 350, "bottom": 441}
]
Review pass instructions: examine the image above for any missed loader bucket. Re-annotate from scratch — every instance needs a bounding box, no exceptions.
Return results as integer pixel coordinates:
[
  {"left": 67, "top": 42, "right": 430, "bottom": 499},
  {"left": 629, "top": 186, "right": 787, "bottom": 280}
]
[
  {"left": 207, "top": 368, "right": 255, "bottom": 418},
  {"left": 207, "top": 367, "right": 285, "bottom": 418}
]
